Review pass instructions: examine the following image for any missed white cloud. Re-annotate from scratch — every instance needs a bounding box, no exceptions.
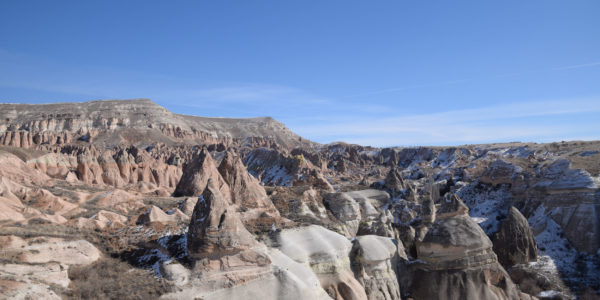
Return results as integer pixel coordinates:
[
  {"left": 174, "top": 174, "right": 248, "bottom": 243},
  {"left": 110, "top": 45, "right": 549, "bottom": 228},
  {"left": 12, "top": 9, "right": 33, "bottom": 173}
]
[
  {"left": 553, "top": 62, "right": 600, "bottom": 71},
  {"left": 291, "top": 97, "right": 600, "bottom": 146}
]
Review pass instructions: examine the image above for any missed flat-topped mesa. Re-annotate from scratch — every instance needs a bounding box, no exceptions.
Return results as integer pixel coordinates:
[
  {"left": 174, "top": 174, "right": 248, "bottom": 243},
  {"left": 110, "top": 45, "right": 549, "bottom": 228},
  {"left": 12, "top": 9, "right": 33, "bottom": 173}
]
[{"left": 0, "top": 99, "right": 311, "bottom": 148}]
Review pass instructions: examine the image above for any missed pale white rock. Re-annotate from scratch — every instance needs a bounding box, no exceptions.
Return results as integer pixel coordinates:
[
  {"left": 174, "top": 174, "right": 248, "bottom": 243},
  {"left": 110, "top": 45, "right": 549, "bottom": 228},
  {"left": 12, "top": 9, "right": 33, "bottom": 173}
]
[
  {"left": 273, "top": 225, "right": 368, "bottom": 300},
  {"left": 3, "top": 237, "right": 101, "bottom": 266},
  {"left": 0, "top": 262, "right": 70, "bottom": 288},
  {"left": 352, "top": 235, "right": 401, "bottom": 300}
]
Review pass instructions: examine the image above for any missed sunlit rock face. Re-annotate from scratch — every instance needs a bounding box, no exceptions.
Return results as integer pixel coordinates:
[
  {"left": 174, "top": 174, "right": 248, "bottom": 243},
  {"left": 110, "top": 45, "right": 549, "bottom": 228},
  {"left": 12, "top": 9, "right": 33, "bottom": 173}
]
[
  {"left": 270, "top": 225, "right": 368, "bottom": 300},
  {"left": 351, "top": 235, "right": 402, "bottom": 300},
  {"left": 409, "top": 195, "right": 522, "bottom": 300}
]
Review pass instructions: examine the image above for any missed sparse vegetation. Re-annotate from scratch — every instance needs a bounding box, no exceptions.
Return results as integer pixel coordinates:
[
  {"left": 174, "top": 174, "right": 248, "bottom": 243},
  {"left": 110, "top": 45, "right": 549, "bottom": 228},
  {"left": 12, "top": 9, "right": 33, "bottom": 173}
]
[{"left": 65, "top": 257, "right": 174, "bottom": 300}]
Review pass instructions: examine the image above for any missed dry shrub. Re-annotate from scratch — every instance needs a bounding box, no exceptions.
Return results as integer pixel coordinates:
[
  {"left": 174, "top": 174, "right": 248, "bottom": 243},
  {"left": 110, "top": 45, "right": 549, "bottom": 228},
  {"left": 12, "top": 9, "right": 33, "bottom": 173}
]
[{"left": 65, "top": 257, "right": 173, "bottom": 300}]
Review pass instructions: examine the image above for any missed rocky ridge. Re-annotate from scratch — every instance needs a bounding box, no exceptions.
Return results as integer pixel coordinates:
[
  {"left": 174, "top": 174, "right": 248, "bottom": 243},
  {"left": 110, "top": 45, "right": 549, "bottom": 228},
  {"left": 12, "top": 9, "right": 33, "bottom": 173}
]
[{"left": 0, "top": 99, "right": 598, "bottom": 299}]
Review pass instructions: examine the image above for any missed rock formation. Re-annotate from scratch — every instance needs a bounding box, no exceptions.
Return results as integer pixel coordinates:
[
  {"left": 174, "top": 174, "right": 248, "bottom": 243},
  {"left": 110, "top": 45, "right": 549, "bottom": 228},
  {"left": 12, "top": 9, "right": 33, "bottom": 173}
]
[
  {"left": 351, "top": 235, "right": 402, "bottom": 300},
  {"left": 492, "top": 207, "right": 538, "bottom": 267},
  {"left": 324, "top": 189, "right": 392, "bottom": 237},
  {"left": 217, "top": 149, "right": 280, "bottom": 220},
  {"left": 0, "top": 100, "right": 598, "bottom": 299},
  {"left": 174, "top": 148, "right": 231, "bottom": 199},
  {"left": 384, "top": 166, "right": 405, "bottom": 197},
  {"left": 272, "top": 225, "right": 368, "bottom": 300},
  {"left": 410, "top": 194, "right": 523, "bottom": 300},
  {"left": 187, "top": 179, "right": 256, "bottom": 260}
]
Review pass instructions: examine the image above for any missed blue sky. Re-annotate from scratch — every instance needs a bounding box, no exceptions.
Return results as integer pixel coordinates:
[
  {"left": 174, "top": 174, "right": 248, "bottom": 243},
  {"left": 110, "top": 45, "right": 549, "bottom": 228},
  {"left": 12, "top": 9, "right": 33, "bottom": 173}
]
[{"left": 1, "top": 1, "right": 599, "bottom": 146}]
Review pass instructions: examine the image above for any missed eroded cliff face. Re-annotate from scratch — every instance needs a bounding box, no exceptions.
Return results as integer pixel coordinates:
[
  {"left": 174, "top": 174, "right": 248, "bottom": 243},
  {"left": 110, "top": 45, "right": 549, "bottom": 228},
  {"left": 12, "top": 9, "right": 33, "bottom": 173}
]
[
  {"left": 1, "top": 99, "right": 599, "bottom": 299},
  {"left": 0, "top": 99, "right": 312, "bottom": 149}
]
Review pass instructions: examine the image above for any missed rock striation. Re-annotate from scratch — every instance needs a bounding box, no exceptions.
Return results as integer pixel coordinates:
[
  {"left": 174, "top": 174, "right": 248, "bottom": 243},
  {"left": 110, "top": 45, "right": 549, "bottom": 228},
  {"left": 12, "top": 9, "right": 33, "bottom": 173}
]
[
  {"left": 272, "top": 225, "right": 368, "bottom": 300},
  {"left": 324, "top": 189, "right": 392, "bottom": 237},
  {"left": 187, "top": 179, "right": 257, "bottom": 260},
  {"left": 0, "top": 99, "right": 310, "bottom": 149},
  {"left": 351, "top": 235, "right": 402, "bottom": 300},
  {"left": 409, "top": 194, "right": 523, "bottom": 300},
  {"left": 174, "top": 148, "right": 231, "bottom": 199}
]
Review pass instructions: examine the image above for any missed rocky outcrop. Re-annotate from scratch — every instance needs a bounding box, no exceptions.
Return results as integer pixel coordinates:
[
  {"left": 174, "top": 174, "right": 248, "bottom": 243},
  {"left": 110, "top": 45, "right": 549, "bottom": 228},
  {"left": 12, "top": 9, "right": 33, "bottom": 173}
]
[
  {"left": 409, "top": 194, "right": 522, "bottom": 300},
  {"left": 528, "top": 159, "right": 600, "bottom": 253},
  {"left": 324, "top": 189, "right": 392, "bottom": 237},
  {"left": 0, "top": 149, "right": 50, "bottom": 185},
  {"left": 187, "top": 180, "right": 256, "bottom": 260},
  {"left": 217, "top": 150, "right": 280, "bottom": 218},
  {"left": 436, "top": 192, "right": 469, "bottom": 219},
  {"left": 384, "top": 167, "right": 405, "bottom": 197},
  {"left": 272, "top": 225, "right": 368, "bottom": 300},
  {"left": 136, "top": 205, "right": 189, "bottom": 226},
  {"left": 172, "top": 181, "right": 331, "bottom": 300},
  {"left": 0, "top": 99, "right": 310, "bottom": 149},
  {"left": 351, "top": 235, "right": 402, "bottom": 300},
  {"left": 0, "top": 236, "right": 101, "bottom": 266},
  {"left": 480, "top": 159, "right": 524, "bottom": 187},
  {"left": 243, "top": 147, "right": 334, "bottom": 191},
  {"left": 69, "top": 210, "right": 128, "bottom": 230},
  {"left": 174, "top": 148, "right": 231, "bottom": 199},
  {"left": 492, "top": 207, "right": 538, "bottom": 267}
]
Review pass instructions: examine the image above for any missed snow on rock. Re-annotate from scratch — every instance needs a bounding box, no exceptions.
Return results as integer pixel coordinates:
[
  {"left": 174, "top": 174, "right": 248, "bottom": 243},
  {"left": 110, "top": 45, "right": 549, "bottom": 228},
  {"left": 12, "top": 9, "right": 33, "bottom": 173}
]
[{"left": 457, "top": 182, "right": 511, "bottom": 235}]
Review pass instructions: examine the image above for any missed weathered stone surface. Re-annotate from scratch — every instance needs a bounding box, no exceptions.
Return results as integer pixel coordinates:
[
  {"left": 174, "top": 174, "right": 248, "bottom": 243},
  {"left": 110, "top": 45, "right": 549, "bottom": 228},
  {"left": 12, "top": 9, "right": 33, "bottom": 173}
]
[
  {"left": 243, "top": 147, "right": 334, "bottom": 191},
  {"left": 272, "top": 225, "right": 368, "bottom": 300},
  {"left": 480, "top": 159, "right": 524, "bottom": 186},
  {"left": 409, "top": 264, "right": 521, "bottom": 300},
  {"left": 417, "top": 214, "right": 494, "bottom": 267},
  {"left": 217, "top": 149, "right": 280, "bottom": 221},
  {"left": 493, "top": 207, "right": 538, "bottom": 267},
  {"left": 384, "top": 167, "right": 405, "bottom": 197},
  {"left": 69, "top": 209, "right": 128, "bottom": 230},
  {"left": 0, "top": 150, "right": 50, "bottom": 185},
  {"left": 529, "top": 159, "right": 600, "bottom": 253},
  {"left": 163, "top": 249, "right": 331, "bottom": 300},
  {"left": 351, "top": 235, "right": 401, "bottom": 300},
  {"left": 0, "top": 99, "right": 309, "bottom": 149},
  {"left": 0, "top": 262, "right": 70, "bottom": 288},
  {"left": 436, "top": 193, "right": 469, "bottom": 219},
  {"left": 187, "top": 179, "right": 256, "bottom": 260},
  {"left": 174, "top": 148, "right": 231, "bottom": 199},
  {"left": 409, "top": 193, "right": 522, "bottom": 300},
  {"left": 324, "top": 189, "right": 391, "bottom": 237},
  {"left": 0, "top": 236, "right": 101, "bottom": 266},
  {"left": 136, "top": 205, "right": 189, "bottom": 226}
]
